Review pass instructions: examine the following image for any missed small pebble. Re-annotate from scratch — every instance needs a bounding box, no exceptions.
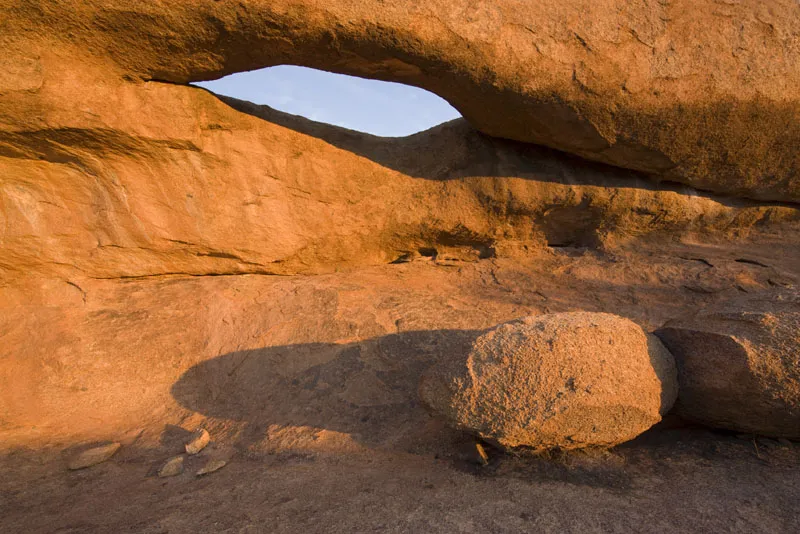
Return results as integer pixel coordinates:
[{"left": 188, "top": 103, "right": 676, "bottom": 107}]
[
  {"left": 158, "top": 455, "right": 185, "bottom": 478},
  {"left": 196, "top": 460, "right": 227, "bottom": 476},
  {"left": 475, "top": 443, "right": 489, "bottom": 466},
  {"left": 185, "top": 429, "right": 211, "bottom": 455},
  {"left": 68, "top": 443, "right": 121, "bottom": 470}
]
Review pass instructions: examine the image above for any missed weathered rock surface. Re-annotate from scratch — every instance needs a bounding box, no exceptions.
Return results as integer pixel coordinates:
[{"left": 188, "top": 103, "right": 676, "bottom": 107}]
[
  {"left": 4, "top": 0, "right": 800, "bottom": 201},
  {"left": 3, "top": 241, "right": 795, "bottom": 450},
  {"left": 1, "top": 2, "right": 799, "bottom": 530},
  {"left": 420, "top": 312, "right": 678, "bottom": 451},
  {"left": 1, "top": 77, "right": 797, "bottom": 283},
  {"left": 2, "top": 248, "right": 799, "bottom": 532},
  {"left": 67, "top": 442, "right": 121, "bottom": 470},
  {"left": 656, "top": 289, "right": 800, "bottom": 438}
]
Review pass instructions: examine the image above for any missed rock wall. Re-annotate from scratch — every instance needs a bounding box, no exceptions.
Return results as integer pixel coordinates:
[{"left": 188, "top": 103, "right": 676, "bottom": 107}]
[
  {"left": 2, "top": 56, "right": 798, "bottom": 282},
  {"left": 1, "top": 0, "right": 799, "bottom": 449}
]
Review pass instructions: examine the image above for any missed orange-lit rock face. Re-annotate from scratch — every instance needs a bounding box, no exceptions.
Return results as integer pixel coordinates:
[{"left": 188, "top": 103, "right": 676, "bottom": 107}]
[
  {"left": 657, "top": 289, "right": 800, "bottom": 438},
  {"left": 1, "top": 62, "right": 798, "bottom": 282},
  {"left": 1, "top": 4, "right": 800, "bottom": 531},
  {"left": 1, "top": 0, "right": 800, "bottom": 443},
  {"left": 4, "top": 0, "right": 800, "bottom": 202},
  {"left": 3, "top": 1, "right": 800, "bottom": 283}
]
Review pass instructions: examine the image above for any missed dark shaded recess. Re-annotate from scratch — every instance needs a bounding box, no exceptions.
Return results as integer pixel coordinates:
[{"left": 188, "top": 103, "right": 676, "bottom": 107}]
[
  {"left": 734, "top": 258, "right": 770, "bottom": 268},
  {"left": 218, "top": 93, "right": 651, "bottom": 185},
  {"left": 417, "top": 247, "right": 438, "bottom": 258}
]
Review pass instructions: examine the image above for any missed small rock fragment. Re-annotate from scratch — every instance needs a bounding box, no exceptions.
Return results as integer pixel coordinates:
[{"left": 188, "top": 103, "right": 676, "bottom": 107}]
[
  {"left": 475, "top": 443, "right": 489, "bottom": 466},
  {"left": 185, "top": 428, "right": 210, "bottom": 455},
  {"left": 158, "top": 455, "right": 185, "bottom": 478},
  {"left": 196, "top": 460, "right": 227, "bottom": 476},
  {"left": 68, "top": 442, "right": 121, "bottom": 470}
]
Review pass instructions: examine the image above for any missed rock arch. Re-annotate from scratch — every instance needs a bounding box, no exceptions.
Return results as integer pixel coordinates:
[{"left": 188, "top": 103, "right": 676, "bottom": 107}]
[{"left": 5, "top": 0, "right": 800, "bottom": 201}]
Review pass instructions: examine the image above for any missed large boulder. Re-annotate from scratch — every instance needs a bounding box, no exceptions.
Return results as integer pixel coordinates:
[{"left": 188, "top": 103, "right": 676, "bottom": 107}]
[
  {"left": 4, "top": 0, "right": 800, "bottom": 202},
  {"left": 420, "top": 312, "right": 678, "bottom": 451},
  {"left": 656, "top": 290, "right": 800, "bottom": 438}
]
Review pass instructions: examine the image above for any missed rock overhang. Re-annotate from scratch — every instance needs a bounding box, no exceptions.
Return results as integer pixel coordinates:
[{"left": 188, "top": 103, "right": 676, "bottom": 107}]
[{"left": 4, "top": 0, "right": 800, "bottom": 202}]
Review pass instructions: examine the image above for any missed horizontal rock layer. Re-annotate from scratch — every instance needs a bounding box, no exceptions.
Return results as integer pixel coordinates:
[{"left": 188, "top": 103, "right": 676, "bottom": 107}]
[{"left": 1, "top": 58, "right": 798, "bottom": 282}]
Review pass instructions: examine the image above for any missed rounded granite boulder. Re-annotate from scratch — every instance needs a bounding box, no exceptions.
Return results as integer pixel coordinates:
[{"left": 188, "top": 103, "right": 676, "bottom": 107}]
[{"left": 420, "top": 312, "right": 678, "bottom": 451}]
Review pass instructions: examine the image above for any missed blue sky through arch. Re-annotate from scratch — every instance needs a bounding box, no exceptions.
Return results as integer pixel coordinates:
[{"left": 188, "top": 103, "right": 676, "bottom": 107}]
[{"left": 194, "top": 65, "right": 462, "bottom": 137}]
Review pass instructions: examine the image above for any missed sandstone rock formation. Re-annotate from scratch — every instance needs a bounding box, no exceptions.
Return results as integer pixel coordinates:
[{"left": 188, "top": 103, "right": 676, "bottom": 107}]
[
  {"left": 656, "top": 289, "right": 800, "bottom": 438},
  {"left": 2, "top": 79, "right": 798, "bottom": 283},
  {"left": 2, "top": 249, "right": 798, "bottom": 531},
  {"left": 2, "top": 1, "right": 800, "bottom": 531},
  {"left": 196, "top": 460, "right": 227, "bottom": 477},
  {"left": 158, "top": 455, "right": 185, "bottom": 478},
  {"left": 420, "top": 313, "right": 678, "bottom": 451},
  {"left": 4, "top": 0, "right": 800, "bottom": 202}
]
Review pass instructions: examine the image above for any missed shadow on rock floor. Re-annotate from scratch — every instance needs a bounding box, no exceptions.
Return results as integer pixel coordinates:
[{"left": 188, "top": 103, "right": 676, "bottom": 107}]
[{"left": 171, "top": 329, "right": 484, "bottom": 456}]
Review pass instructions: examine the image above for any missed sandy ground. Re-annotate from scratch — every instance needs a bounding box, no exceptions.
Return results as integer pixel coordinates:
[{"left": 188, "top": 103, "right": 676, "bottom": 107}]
[{"left": 2, "top": 425, "right": 799, "bottom": 533}]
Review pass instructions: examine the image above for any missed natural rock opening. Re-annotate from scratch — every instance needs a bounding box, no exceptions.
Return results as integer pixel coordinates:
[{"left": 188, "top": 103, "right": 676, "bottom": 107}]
[
  {"left": 7, "top": 0, "right": 798, "bottom": 201},
  {"left": 194, "top": 66, "right": 462, "bottom": 137}
]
